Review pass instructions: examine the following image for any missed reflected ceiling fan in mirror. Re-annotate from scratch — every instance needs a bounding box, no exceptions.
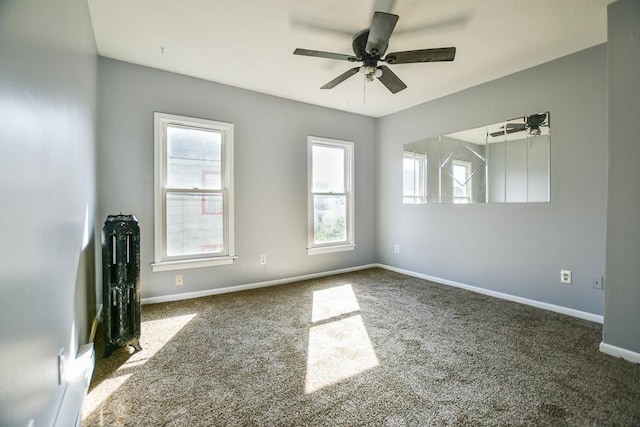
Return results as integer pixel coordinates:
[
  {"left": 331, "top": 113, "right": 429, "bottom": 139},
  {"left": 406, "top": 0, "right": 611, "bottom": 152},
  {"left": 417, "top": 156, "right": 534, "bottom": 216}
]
[
  {"left": 293, "top": 11, "right": 456, "bottom": 94},
  {"left": 489, "top": 113, "right": 550, "bottom": 137}
]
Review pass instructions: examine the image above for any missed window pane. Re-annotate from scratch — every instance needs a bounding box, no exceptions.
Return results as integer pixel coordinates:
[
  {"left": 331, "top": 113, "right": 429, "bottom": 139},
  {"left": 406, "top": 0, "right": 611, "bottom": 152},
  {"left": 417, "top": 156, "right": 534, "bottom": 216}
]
[
  {"left": 452, "top": 161, "right": 472, "bottom": 204},
  {"left": 453, "top": 163, "right": 469, "bottom": 197},
  {"left": 312, "top": 145, "right": 345, "bottom": 193},
  {"left": 403, "top": 156, "right": 417, "bottom": 197},
  {"left": 403, "top": 155, "right": 425, "bottom": 198},
  {"left": 314, "top": 195, "right": 346, "bottom": 244},
  {"left": 167, "top": 125, "right": 222, "bottom": 189},
  {"left": 166, "top": 192, "right": 224, "bottom": 256}
]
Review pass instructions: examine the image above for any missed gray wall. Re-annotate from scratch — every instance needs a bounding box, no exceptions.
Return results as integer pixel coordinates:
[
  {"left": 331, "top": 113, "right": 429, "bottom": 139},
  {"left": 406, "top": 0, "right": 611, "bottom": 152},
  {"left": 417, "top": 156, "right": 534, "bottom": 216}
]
[
  {"left": 0, "top": 0, "right": 98, "bottom": 425},
  {"left": 376, "top": 44, "right": 608, "bottom": 315},
  {"left": 97, "top": 58, "right": 377, "bottom": 300},
  {"left": 604, "top": 0, "right": 640, "bottom": 353}
]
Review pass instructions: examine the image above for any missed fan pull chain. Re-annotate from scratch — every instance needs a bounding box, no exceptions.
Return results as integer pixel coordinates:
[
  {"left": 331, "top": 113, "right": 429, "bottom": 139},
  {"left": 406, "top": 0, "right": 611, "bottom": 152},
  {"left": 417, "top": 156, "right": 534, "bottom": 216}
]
[{"left": 363, "top": 75, "right": 366, "bottom": 105}]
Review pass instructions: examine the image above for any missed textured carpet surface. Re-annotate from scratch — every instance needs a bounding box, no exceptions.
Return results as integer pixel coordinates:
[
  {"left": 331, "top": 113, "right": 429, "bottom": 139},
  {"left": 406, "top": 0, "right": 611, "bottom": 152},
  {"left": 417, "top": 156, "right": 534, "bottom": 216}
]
[{"left": 83, "top": 268, "right": 640, "bottom": 426}]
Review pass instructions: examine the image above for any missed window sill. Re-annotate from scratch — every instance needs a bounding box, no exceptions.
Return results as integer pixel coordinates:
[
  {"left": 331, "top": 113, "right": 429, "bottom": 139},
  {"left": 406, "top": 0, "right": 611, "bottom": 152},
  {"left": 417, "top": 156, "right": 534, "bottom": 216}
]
[
  {"left": 307, "top": 244, "right": 356, "bottom": 256},
  {"left": 152, "top": 256, "right": 237, "bottom": 272}
]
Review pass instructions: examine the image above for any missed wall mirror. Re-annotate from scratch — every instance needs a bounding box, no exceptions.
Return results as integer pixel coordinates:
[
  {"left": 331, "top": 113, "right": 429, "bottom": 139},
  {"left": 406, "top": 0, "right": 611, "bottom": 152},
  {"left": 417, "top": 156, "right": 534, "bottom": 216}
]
[{"left": 403, "top": 112, "right": 550, "bottom": 204}]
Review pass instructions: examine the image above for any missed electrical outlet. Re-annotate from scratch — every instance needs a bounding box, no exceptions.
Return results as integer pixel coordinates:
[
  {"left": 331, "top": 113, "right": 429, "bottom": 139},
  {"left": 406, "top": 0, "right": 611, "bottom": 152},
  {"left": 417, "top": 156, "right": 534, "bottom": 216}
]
[
  {"left": 175, "top": 274, "right": 184, "bottom": 286},
  {"left": 260, "top": 254, "right": 267, "bottom": 265},
  {"left": 560, "top": 270, "right": 572, "bottom": 284},
  {"left": 394, "top": 244, "right": 400, "bottom": 254},
  {"left": 592, "top": 276, "right": 604, "bottom": 290}
]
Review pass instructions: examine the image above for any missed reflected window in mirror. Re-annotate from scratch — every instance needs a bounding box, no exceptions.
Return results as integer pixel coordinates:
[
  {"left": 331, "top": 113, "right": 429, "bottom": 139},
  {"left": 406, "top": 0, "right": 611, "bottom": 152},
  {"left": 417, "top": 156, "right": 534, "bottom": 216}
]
[
  {"left": 403, "top": 150, "right": 426, "bottom": 204},
  {"left": 452, "top": 160, "right": 472, "bottom": 204},
  {"left": 402, "top": 140, "right": 428, "bottom": 204}
]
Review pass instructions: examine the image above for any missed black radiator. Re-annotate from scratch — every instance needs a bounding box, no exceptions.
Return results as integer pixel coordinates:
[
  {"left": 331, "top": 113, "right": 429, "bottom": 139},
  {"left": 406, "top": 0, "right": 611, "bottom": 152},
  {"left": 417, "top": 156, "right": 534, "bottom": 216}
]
[{"left": 102, "top": 214, "right": 142, "bottom": 357}]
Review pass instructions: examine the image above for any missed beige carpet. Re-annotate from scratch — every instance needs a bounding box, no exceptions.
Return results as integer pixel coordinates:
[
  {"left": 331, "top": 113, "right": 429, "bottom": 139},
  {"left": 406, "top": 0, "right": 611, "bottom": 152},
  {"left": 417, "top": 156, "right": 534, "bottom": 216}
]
[{"left": 83, "top": 268, "right": 640, "bottom": 426}]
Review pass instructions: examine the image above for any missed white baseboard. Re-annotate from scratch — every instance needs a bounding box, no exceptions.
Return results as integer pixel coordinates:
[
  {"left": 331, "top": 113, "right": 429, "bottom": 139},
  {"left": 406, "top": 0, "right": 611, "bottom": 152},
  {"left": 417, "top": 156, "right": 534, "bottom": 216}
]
[
  {"left": 376, "top": 264, "right": 604, "bottom": 324},
  {"left": 599, "top": 342, "right": 640, "bottom": 364},
  {"left": 139, "top": 263, "right": 640, "bottom": 365},
  {"left": 140, "top": 263, "right": 604, "bottom": 325},
  {"left": 53, "top": 343, "right": 95, "bottom": 427},
  {"left": 141, "top": 264, "right": 378, "bottom": 305}
]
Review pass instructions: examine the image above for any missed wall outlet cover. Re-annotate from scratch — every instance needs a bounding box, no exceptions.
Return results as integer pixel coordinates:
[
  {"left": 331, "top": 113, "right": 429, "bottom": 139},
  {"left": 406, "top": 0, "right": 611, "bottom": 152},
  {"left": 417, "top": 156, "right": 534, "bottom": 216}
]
[{"left": 560, "top": 270, "right": 572, "bottom": 284}]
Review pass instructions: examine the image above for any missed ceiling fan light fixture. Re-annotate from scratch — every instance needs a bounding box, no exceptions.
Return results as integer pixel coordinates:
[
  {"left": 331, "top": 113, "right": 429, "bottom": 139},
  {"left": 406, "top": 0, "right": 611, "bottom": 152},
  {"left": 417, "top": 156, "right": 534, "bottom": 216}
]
[{"left": 360, "top": 65, "right": 381, "bottom": 81}]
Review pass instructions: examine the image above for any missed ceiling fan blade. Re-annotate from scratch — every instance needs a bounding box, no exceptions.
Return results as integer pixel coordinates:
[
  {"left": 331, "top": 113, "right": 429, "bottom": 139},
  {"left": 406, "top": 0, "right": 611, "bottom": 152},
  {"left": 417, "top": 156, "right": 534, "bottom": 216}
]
[
  {"left": 489, "top": 126, "right": 527, "bottom": 137},
  {"left": 321, "top": 67, "right": 361, "bottom": 89},
  {"left": 293, "top": 48, "right": 357, "bottom": 62},
  {"left": 366, "top": 12, "right": 399, "bottom": 56},
  {"left": 377, "top": 65, "right": 407, "bottom": 94},
  {"left": 384, "top": 47, "right": 456, "bottom": 64},
  {"left": 393, "top": 13, "right": 471, "bottom": 36},
  {"left": 290, "top": 17, "right": 355, "bottom": 38}
]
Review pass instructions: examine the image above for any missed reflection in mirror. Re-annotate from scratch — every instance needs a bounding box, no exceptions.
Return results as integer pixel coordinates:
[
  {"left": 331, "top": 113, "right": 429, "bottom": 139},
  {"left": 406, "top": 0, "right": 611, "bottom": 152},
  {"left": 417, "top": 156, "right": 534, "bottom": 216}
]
[
  {"left": 403, "top": 112, "right": 550, "bottom": 204},
  {"left": 402, "top": 140, "right": 427, "bottom": 204},
  {"left": 486, "top": 114, "right": 550, "bottom": 203}
]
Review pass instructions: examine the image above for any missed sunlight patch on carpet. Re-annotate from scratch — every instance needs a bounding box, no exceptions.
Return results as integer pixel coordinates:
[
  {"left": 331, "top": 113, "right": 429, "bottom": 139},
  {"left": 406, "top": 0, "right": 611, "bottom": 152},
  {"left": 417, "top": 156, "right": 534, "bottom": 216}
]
[
  {"left": 306, "top": 285, "right": 379, "bottom": 394},
  {"left": 311, "top": 284, "right": 361, "bottom": 322},
  {"left": 82, "top": 313, "right": 196, "bottom": 419}
]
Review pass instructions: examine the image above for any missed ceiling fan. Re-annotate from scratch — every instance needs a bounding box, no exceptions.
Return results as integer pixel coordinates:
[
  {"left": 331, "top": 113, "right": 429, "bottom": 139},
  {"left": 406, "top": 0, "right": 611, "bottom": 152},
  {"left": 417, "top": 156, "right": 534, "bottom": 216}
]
[
  {"left": 293, "top": 11, "right": 456, "bottom": 94},
  {"left": 489, "top": 113, "right": 549, "bottom": 137}
]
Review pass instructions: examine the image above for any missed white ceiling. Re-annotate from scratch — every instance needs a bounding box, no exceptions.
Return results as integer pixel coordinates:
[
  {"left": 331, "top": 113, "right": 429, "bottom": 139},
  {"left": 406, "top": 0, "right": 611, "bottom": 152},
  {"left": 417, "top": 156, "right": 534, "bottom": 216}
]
[{"left": 87, "top": 0, "right": 613, "bottom": 118}]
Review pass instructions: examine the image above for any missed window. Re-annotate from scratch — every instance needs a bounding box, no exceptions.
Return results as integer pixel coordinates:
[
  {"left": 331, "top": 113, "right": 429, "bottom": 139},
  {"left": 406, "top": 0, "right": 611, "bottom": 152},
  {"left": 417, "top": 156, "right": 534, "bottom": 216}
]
[
  {"left": 403, "top": 151, "right": 426, "bottom": 204},
  {"left": 152, "top": 113, "right": 235, "bottom": 271},
  {"left": 452, "top": 159, "right": 472, "bottom": 204},
  {"left": 308, "top": 136, "right": 355, "bottom": 255}
]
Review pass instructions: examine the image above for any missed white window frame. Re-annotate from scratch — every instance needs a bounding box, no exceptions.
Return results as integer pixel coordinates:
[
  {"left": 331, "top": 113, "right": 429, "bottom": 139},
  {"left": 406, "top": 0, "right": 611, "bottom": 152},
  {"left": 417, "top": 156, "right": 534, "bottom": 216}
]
[
  {"left": 152, "top": 112, "right": 235, "bottom": 272},
  {"left": 307, "top": 136, "right": 355, "bottom": 255},
  {"left": 452, "top": 159, "right": 472, "bottom": 204}
]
